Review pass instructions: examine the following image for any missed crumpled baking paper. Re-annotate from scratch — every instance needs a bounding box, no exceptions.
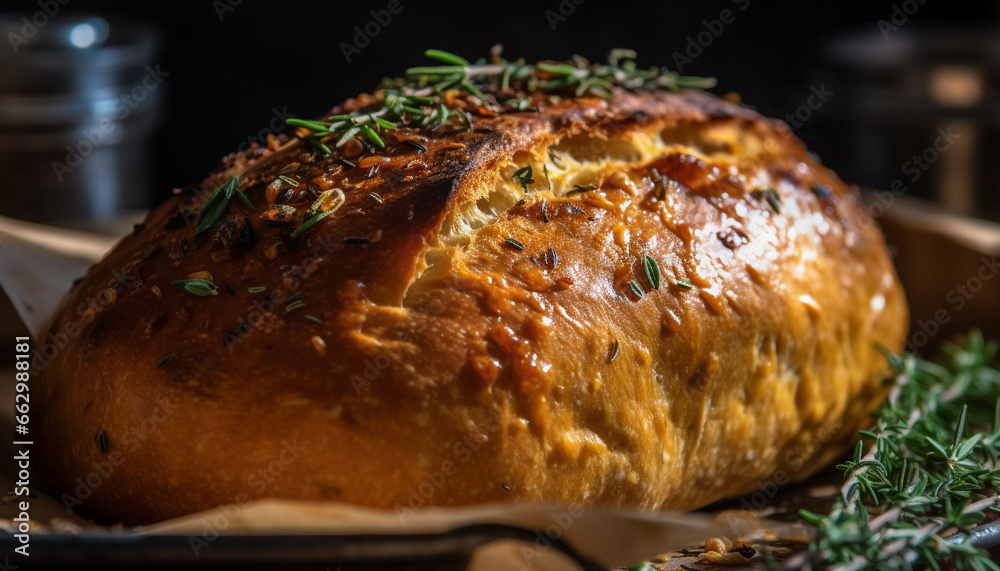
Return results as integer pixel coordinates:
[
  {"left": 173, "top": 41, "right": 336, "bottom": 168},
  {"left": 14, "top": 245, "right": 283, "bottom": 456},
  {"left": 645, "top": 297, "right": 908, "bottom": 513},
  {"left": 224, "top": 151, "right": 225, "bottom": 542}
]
[{"left": 0, "top": 213, "right": 727, "bottom": 570}]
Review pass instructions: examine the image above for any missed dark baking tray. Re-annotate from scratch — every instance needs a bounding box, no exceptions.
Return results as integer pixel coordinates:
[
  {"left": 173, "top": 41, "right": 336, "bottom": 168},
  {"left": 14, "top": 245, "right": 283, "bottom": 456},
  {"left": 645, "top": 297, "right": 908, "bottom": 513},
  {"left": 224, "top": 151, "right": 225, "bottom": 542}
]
[
  {"left": 0, "top": 524, "right": 606, "bottom": 571},
  {"left": 2, "top": 519, "right": 997, "bottom": 571}
]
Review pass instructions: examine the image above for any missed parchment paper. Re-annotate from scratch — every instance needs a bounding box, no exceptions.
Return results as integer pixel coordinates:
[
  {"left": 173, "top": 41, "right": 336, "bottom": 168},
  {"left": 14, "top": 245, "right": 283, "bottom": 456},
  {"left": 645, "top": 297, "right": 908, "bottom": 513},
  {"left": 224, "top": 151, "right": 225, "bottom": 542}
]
[{"left": 0, "top": 212, "right": 726, "bottom": 570}]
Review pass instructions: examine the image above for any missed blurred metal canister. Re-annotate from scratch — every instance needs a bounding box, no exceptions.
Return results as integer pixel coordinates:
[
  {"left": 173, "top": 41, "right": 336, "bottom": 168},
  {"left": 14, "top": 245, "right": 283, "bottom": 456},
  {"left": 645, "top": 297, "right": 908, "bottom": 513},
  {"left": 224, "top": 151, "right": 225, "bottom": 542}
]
[
  {"left": 819, "top": 26, "right": 1000, "bottom": 222},
  {"left": 0, "top": 12, "right": 162, "bottom": 226}
]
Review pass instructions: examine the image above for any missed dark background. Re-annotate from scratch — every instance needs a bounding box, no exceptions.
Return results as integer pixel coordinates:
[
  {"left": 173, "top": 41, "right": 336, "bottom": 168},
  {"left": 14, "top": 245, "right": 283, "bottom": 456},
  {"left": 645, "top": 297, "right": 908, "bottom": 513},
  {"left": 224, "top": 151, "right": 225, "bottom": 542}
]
[{"left": 4, "top": 0, "right": 999, "bottom": 202}]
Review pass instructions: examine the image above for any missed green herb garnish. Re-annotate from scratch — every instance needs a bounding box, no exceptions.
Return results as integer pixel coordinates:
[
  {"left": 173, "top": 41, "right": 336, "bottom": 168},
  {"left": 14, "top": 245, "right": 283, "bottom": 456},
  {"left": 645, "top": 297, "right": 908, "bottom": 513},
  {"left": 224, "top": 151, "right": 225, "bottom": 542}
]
[
  {"left": 284, "top": 299, "right": 306, "bottom": 314},
  {"left": 628, "top": 279, "right": 643, "bottom": 298},
  {"left": 171, "top": 279, "right": 218, "bottom": 297},
  {"left": 196, "top": 177, "right": 254, "bottom": 233},
  {"left": 541, "top": 198, "right": 549, "bottom": 223},
  {"left": 304, "top": 315, "right": 324, "bottom": 325},
  {"left": 513, "top": 165, "right": 534, "bottom": 191},
  {"left": 642, "top": 254, "right": 660, "bottom": 290},
  {"left": 290, "top": 188, "right": 345, "bottom": 238},
  {"left": 247, "top": 286, "right": 267, "bottom": 293},
  {"left": 795, "top": 331, "right": 1000, "bottom": 571},
  {"left": 369, "top": 192, "right": 383, "bottom": 204},
  {"left": 675, "top": 279, "right": 693, "bottom": 289}
]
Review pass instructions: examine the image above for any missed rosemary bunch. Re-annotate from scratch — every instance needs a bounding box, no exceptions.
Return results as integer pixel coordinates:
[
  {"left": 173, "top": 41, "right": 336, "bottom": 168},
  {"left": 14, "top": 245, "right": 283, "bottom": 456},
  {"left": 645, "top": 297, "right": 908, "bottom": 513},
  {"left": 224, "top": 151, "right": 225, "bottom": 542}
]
[
  {"left": 286, "top": 48, "right": 716, "bottom": 154},
  {"left": 795, "top": 331, "right": 1000, "bottom": 571}
]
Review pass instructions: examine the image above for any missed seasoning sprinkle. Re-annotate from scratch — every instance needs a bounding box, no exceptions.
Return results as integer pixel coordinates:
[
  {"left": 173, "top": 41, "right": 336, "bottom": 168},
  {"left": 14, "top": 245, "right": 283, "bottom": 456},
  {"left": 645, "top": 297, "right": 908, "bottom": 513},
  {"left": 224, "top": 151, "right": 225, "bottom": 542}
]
[
  {"left": 675, "top": 279, "right": 693, "bottom": 289},
  {"left": 752, "top": 188, "right": 782, "bottom": 214},
  {"left": 513, "top": 165, "right": 534, "bottom": 191},
  {"left": 171, "top": 279, "right": 219, "bottom": 297},
  {"left": 94, "top": 431, "right": 109, "bottom": 454},
  {"left": 609, "top": 340, "right": 620, "bottom": 363},
  {"left": 541, "top": 199, "right": 549, "bottom": 223},
  {"left": 504, "top": 237, "right": 526, "bottom": 250},
  {"left": 404, "top": 140, "right": 428, "bottom": 152},
  {"left": 628, "top": 279, "right": 643, "bottom": 298},
  {"left": 285, "top": 299, "right": 306, "bottom": 314},
  {"left": 156, "top": 353, "right": 177, "bottom": 369},
  {"left": 369, "top": 192, "right": 383, "bottom": 204},
  {"left": 642, "top": 254, "right": 661, "bottom": 290}
]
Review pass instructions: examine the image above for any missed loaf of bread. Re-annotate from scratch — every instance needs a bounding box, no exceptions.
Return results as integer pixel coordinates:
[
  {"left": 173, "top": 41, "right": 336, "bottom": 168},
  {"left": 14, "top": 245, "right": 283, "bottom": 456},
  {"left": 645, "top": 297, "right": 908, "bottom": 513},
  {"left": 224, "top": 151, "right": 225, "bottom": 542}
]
[{"left": 35, "top": 55, "right": 907, "bottom": 525}]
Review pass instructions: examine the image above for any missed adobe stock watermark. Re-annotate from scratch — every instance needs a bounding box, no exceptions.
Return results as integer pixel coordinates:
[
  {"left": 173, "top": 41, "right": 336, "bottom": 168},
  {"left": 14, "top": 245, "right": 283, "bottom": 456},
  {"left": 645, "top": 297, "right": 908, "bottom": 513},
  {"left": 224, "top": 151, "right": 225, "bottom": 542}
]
[
  {"left": 340, "top": 0, "right": 412, "bottom": 63},
  {"left": 669, "top": 0, "right": 751, "bottom": 74},
  {"left": 50, "top": 64, "right": 169, "bottom": 182},
  {"left": 393, "top": 407, "right": 503, "bottom": 522},
  {"left": 905, "top": 254, "right": 1000, "bottom": 353},
  {"left": 878, "top": 0, "right": 929, "bottom": 40},
  {"left": 59, "top": 396, "right": 179, "bottom": 514},
  {"left": 544, "top": 0, "right": 587, "bottom": 31},
  {"left": 783, "top": 84, "right": 834, "bottom": 129},
  {"left": 188, "top": 439, "right": 306, "bottom": 555},
  {"left": 6, "top": 0, "right": 71, "bottom": 54},
  {"left": 736, "top": 418, "right": 842, "bottom": 511},
  {"left": 223, "top": 235, "right": 340, "bottom": 350},
  {"left": 865, "top": 125, "right": 961, "bottom": 221},
  {"left": 234, "top": 106, "right": 293, "bottom": 154},
  {"left": 212, "top": 0, "right": 243, "bottom": 21}
]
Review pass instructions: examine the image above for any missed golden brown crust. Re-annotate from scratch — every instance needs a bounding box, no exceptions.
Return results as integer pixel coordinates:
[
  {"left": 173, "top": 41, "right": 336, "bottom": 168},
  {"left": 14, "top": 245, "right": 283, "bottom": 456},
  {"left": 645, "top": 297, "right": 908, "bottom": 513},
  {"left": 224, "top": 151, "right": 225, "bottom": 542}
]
[{"left": 35, "top": 88, "right": 907, "bottom": 525}]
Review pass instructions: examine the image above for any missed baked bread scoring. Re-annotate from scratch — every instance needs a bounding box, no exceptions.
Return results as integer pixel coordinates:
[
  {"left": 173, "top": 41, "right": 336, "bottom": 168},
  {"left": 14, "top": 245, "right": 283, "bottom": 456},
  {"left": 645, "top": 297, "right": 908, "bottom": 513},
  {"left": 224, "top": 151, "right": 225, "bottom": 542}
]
[{"left": 35, "top": 52, "right": 907, "bottom": 525}]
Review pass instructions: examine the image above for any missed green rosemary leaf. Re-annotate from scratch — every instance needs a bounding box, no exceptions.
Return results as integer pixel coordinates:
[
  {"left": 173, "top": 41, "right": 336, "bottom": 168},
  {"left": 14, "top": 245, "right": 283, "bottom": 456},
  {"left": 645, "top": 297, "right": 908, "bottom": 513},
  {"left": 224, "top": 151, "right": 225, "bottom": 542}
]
[
  {"left": 196, "top": 176, "right": 240, "bottom": 233},
  {"left": 368, "top": 192, "right": 383, "bottom": 204},
  {"left": 424, "top": 49, "right": 470, "bottom": 66},
  {"left": 285, "top": 118, "right": 330, "bottom": 132},
  {"left": 358, "top": 124, "right": 385, "bottom": 149},
  {"left": 628, "top": 279, "right": 643, "bottom": 298},
  {"left": 642, "top": 254, "right": 660, "bottom": 290},
  {"left": 513, "top": 165, "right": 534, "bottom": 191},
  {"left": 171, "top": 279, "right": 218, "bottom": 297},
  {"left": 675, "top": 279, "right": 693, "bottom": 289},
  {"left": 567, "top": 184, "right": 597, "bottom": 195},
  {"left": 291, "top": 206, "right": 339, "bottom": 238},
  {"left": 247, "top": 286, "right": 267, "bottom": 293},
  {"left": 284, "top": 299, "right": 306, "bottom": 314},
  {"left": 800, "top": 330, "right": 1000, "bottom": 570}
]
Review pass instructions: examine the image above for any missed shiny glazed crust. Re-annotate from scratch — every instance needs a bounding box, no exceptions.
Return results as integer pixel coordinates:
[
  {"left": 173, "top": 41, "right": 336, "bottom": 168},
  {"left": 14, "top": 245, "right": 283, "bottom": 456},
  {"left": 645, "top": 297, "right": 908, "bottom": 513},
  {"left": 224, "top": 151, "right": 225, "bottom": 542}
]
[{"left": 35, "top": 88, "right": 908, "bottom": 525}]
